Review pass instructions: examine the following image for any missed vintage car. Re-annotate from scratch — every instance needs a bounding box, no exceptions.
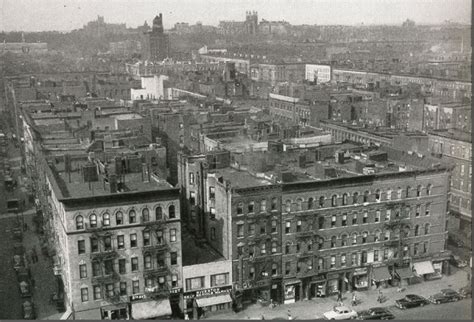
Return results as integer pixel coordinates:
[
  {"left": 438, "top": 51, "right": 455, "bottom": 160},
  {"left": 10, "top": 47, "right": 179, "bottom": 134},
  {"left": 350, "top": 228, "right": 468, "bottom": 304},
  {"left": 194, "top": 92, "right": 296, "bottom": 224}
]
[
  {"left": 428, "top": 289, "right": 462, "bottom": 304},
  {"left": 17, "top": 267, "right": 32, "bottom": 298},
  {"left": 22, "top": 300, "right": 35, "bottom": 319},
  {"left": 450, "top": 255, "right": 468, "bottom": 268},
  {"left": 458, "top": 286, "right": 472, "bottom": 299},
  {"left": 395, "top": 294, "right": 430, "bottom": 309},
  {"left": 356, "top": 307, "right": 395, "bottom": 320},
  {"left": 323, "top": 305, "right": 358, "bottom": 320}
]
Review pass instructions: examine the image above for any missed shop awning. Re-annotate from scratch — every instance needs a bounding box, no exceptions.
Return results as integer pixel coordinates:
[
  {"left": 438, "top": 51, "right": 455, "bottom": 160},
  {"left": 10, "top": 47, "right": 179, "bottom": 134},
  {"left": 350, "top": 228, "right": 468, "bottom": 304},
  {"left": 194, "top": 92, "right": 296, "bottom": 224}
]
[
  {"left": 396, "top": 267, "right": 415, "bottom": 279},
  {"left": 372, "top": 266, "right": 391, "bottom": 281},
  {"left": 195, "top": 294, "right": 232, "bottom": 308},
  {"left": 413, "top": 261, "right": 435, "bottom": 276},
  {"left": 131, "top": 299, "right": 172, "bottom": 320}
]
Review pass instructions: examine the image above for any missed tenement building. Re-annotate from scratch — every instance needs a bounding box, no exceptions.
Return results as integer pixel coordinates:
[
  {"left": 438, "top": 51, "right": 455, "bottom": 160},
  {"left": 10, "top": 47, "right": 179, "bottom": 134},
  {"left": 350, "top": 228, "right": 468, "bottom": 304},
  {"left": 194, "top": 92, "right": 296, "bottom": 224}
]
[
  {"left": 178, "top": 143, "right": 453, "bottom": 306},
  {"left": 43, "top": 152, "right": 183, "bottom": 319}
]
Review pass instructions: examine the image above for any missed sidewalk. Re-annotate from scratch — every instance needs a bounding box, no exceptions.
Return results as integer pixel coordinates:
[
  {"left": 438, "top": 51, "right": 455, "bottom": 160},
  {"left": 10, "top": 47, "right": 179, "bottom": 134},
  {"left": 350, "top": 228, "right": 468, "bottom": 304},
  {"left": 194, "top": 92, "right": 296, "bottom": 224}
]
[{"left": 204, "top": 269, "right": 470, "bottom": 320}]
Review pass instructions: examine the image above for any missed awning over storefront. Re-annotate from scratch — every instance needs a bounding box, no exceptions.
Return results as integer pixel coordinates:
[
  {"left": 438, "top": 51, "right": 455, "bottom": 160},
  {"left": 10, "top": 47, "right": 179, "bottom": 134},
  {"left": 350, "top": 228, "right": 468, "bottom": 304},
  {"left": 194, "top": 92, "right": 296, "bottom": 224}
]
[
  {"left": 413, "top": 261, "right": 435, "bottom": 276},
  {"left": 74, "top": 309, "right": 102, "bottom": 320},
  {"left": 396, "top": 267, "right": 415, "bottom": 279},
  {"left": 131, "top": 299, "right": 172, "bottom": 320},
  {"left": 195, "top": 293, "right": 232, "bottom": 307},
  {"left": 372, "top": 266, "right": 391, "bottom": 281}
]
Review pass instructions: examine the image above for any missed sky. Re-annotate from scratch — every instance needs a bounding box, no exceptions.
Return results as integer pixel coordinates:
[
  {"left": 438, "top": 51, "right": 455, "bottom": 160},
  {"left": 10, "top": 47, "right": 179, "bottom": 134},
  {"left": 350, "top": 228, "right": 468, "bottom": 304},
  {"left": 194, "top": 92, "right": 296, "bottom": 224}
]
[{"left": 0, "top": 0, "right": 471, "bottom": 32}]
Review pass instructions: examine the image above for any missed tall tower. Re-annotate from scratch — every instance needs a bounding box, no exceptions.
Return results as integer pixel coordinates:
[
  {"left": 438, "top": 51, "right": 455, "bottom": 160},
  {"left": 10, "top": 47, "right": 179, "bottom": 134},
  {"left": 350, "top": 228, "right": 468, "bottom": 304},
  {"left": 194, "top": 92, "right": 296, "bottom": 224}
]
[{"left": 143, "top": 13, "right": 170, "bottom": 61}]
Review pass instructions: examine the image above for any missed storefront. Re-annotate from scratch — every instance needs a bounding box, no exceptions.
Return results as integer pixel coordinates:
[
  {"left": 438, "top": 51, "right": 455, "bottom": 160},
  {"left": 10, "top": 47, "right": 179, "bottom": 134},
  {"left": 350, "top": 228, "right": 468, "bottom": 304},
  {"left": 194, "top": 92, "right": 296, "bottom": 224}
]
[
  {"left": 184, "top": 286, "right": 233, "bottom": 319},
  {"left": 394, "top": 267, "right": 415, "bottom": 286},
  {"left": 130, "top": 294, "right": 172, "bottom": 320},
  {"left": 412, "top": 261, "right": 436, "bottom": 280},
  {"left": 352, "top": 268, "right": 369, "bottom": 291},
  {"left": 283, "top": 279, "right": 301, "bottom": 304},
  {"left": 100, "top": 303, "right": 129, "bottom": 320},
  {"left": 326, "top": 273, "right": 340, "bottom": 296},
  {"left": 371, "top": 266, "right": 392, "bottom": 289},
  {"left": 308, "top": 275, "right": 327, "bottom": 299}
]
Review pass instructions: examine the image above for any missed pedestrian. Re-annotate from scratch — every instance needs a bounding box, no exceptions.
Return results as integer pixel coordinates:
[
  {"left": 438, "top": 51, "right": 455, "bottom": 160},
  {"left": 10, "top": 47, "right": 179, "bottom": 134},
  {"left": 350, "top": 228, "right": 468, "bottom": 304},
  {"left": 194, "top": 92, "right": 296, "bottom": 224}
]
[
  {"left": 287, "top": 310, "right": 293, "bottom": 320},
  {"left": 351, "top": 293, "right": 357, "bottom": 306},
  {"left": 377, "top": 289, "right": 384, "bottom": 303},
  {"left": 184, "top": 313, "right": 189, "bottom": 320},
  {"left": 261, "top": 315, "right": 265, "bottom": 320},
  {"left": 336, "top": 290, "right": 343, "bottom": 302}
]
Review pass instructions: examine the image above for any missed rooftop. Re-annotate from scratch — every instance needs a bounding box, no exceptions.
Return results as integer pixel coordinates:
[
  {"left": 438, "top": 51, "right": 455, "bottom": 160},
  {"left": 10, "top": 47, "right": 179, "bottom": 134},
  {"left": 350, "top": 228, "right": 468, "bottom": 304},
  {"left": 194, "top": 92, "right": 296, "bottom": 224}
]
[
  {"left": 181, "top": 228, "right": 224, "bottom": 266},
  {"left": 212, "top": 167, "right": 273, "bottom": 189},
  {"left": 428, "top": 129, "right": 471, "bottom": 143},
  {"left": 112, "top": 113, "right": 143, "bottom": 120}
]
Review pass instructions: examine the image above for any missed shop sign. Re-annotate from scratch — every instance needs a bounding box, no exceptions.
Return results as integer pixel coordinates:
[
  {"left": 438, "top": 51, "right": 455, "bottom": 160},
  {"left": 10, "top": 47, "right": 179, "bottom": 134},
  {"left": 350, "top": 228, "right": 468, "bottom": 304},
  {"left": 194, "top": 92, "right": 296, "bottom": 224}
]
[
  {"left": 255, "top": 279, "right": 271, "bottom": 288},
  {"left": 170, "top": 288, "right": 183, "bottom": 294},
  {"left": 353, "top": 268, "right": 368, "bottom": 276},
  {"left": 284, "top": 279, "right": 300, "bottom": 286},
  {"left": 130, "top": 294, "right": 146, "bottom": 302},
  {"left": 311, "top": 275, "right": 326, "bottom": 282},
  {"left": 183, "top": 286, "right": 232, "bottom": 300}
]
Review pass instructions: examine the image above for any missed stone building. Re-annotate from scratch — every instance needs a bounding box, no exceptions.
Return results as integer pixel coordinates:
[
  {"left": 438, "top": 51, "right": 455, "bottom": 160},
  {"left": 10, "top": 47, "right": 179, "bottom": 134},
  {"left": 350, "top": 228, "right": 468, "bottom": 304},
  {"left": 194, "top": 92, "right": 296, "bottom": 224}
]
[{"left": 143, "top": 14, "right": 170, "bottom": 62}]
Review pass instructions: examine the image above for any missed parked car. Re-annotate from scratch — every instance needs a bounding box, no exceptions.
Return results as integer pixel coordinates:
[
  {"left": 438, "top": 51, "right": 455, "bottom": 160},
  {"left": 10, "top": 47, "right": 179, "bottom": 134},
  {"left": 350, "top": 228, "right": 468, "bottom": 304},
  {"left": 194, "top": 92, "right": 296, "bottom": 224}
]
[
  {"left": 448, "top": 235, "right": 465, "bottom": 248},
  {"left": 356, "top": 307, "right": 395, "bottom": 320},
  {"left": 395, "top": 294, "right": 430, "bottom": 309},
  {"left": 17, "top": 267, "right": 32, "bottom": 298},
  {"left": 323, "top": 305, "right": 358, "bottom": 320},
  {"left": 450, "top": 255, "right": 467, "bottom": 268},
  {"left": 429, "top": 289, "right": 462, "bottom": 304},
  {"left": 458, "top": 286, "right": 472, "bottom": 299},
  {"left": 22, "top": 300, "right": 35, "bottom": 319}
]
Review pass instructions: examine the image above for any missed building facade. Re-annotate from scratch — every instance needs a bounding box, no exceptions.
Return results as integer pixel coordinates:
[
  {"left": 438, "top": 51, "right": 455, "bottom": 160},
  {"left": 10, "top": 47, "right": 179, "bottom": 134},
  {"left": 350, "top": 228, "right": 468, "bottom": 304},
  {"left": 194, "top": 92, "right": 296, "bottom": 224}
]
[{"left": 143, "top": 14, "right": 170, "bottom": 61}]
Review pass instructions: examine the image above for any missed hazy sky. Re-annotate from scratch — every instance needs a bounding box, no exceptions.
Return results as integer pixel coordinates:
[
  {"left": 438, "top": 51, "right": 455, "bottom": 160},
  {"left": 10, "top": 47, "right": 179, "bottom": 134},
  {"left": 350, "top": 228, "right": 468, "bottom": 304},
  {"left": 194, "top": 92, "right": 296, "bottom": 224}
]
[{"left": 0, "top": 0, "right": 471, "bottom": 31}]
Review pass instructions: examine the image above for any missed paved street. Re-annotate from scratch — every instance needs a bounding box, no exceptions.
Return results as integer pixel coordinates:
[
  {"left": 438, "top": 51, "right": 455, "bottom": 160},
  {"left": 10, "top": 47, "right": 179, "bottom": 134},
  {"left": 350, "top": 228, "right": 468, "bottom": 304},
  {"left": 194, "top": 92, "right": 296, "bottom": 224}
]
[
  {"left": 393, "top": 298, "right": 471, "bottom": 320},
  {"left": 204, "top": 268, "right": 471, "bottom": 320}
]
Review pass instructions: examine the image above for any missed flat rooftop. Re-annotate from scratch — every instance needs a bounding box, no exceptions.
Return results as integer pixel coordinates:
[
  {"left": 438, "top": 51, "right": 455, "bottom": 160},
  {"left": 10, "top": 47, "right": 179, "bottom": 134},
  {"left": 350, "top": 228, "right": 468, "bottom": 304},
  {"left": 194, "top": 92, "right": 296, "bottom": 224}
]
[
  {"left": 212, "top": 168, "right": 273, "bottom": 189},
  {"left": 112, "top": 113, "right": 143, "bottom": 120},
  {"left": 428, "top": 129, "right": 471, "bottom": 143},
  {"left": 181, "top": 228, "right": 224, "bottom": 266}
]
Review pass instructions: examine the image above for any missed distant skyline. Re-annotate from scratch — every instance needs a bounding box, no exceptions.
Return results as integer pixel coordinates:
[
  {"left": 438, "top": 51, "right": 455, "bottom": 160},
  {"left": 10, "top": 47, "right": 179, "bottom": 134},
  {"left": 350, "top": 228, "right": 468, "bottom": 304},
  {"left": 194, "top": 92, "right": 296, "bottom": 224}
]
[{"left": 0, "top": 0, "right": 471, "bottom": 32}]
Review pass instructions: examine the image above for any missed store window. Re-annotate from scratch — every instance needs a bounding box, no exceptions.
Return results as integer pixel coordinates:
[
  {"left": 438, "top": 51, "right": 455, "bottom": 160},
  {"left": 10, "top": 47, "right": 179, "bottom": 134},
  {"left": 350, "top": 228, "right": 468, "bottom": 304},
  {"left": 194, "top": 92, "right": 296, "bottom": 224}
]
[{"left": 211, "top": 273, "right": 229, "bottom": 287}]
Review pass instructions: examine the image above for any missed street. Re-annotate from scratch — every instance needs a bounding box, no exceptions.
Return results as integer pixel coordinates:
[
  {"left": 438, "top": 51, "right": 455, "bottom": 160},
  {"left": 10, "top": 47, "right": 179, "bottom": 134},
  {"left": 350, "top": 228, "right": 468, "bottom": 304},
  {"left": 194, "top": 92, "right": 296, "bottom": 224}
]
[{"left": 392, "top": 299, "right": 471, "bottom": 320}]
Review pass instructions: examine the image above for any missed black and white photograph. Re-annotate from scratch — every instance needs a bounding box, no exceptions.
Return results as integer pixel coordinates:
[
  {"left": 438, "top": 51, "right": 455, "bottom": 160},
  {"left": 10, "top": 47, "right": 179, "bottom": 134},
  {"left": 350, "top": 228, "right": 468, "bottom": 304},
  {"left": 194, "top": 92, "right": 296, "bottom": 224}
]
[{"left": 0, "top": 0, "right": 471, "bottom": 320}]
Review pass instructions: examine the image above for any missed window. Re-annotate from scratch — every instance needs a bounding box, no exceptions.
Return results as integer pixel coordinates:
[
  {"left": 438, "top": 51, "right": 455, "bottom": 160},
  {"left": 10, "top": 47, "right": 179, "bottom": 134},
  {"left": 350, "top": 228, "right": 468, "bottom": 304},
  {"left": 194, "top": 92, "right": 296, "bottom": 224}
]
[
  {"left": 142, "top": 231, "right": 151, "bottom": 246},
  {"left": 132, "top": 281, "right": 139, "bottom": 294},
  {"left": 363, "top": 191, "right": 369, "bottom": 203},
  {"left": 116, "top": 211, "right": 123, "bottom": 225},
  {"left": 415, "top": 205, "right": 420, "bottom": 217},
  {"left": 169, "top": 205, "right": 176, "bottom": 218},
  {"left": 285, "top": 200, "right": 291, "bottom": 212},
  {"left": 170, "top": 229, "right": 177, "bottom": 242},
  {"left": 425, "top": 203, "right": 431, "bottom": 216},
  {"left": 402, "top": 246, "right": 409, "bottom": 258},
  {"left": 285, "top": 262, "right": 291, "bottom": 275},
  {"left": 318, "top": 217, "right": 325, "bottom": 229},
  {"left": 271, "top": 241, "right": 277, "bottom": 254},
  {"left": 129, "top": 210, "right": 136, "bottom": 224},
  {"left": 423, "top": 241, "right": 429, "bottom": 253},
  {"left": 81, "top": 288, "right": 89, "bottom": 302},
  {"left": 330, "top": 256, "right": 336, "bottom": 268},
  {"left": 171, "top": 252, "right": 178, "bottom": 265},
  {"left": 156, "top": 230, "right": 164, "bottom": 244},
  {"left": 374, "top": 250, "right": 379, "bottom": 262},
  {"left": 172, "top": 275, "right": 178, "bottom": 288},
  {"left": 261, "top": 243, "right": 266, "bottom": 255},
  {"left": 78, "top": 240, "right": 85, "bottom": 254},
  {"left": 272, "top": 263, "right": 278, "bottom": 276},
  {"left": 90, "top": 214, "right": 97, "bottom": 228},
  {"left": 271, "top": 198, "right": 278, "bottom": 211},
  {"left": 247, "top": 223, "right": 255, "bottom": 235},
  {"left": 144, "top": 254, "right": 152, "bottom": 269},
  {"left": 117, "top": 235, "right": 125, "bottom": 249},
  {"left": 103, "top": 213, "right": 110, "bottom": 226},
  {"left": 130, "top": 234, "right": 137, "bottom": 248},
  {"left": 352, "top": 213, "right": 358, "bottom": 225},
  {"left": 296, "top": 198, "right": 303, "bottom": 211},
  {"left": 285, "top": 243, "right": 291, "bottom": 254},
  {"left": 92, "top": 261, "right": 101, "bottom": 277},
  {"left": 79, "top": 264, "right": 87, "bottom": 278},
  {"left": 331, "top": 195, "right": 338, "bottom": 207},
  {"left": 271, "top": 220, "right": 277, "bottom": 233},
  {"left": 76, "top": 216, "right": 84, "bottom": 230},
  {"left": 406, "top": 186, "right": 411, "bottom": 198},
  {"left": 319, "top": 196, "right": 325, "bottom": 208},
  {"left": 307, "top": 198, "right": 314, "bottom": 209},
  {"left": 157, "top": 254, "right": 165, "bottom": 267},
  {"left": 361, "top": 251, "right": 367, "bottom": 264},
  {"left": 104, "top": 260, "right": 113, "bottom": 275},
  {"left": 237, "top": 224, "right": 244, "bottom": 237},
  {"left": 375, "top": 189, "right": 381, "bottom": 201},
  {"left": 341, "top": 234, "right": 348, "bottom": 246},
  {"left": 211, "top": 273, "right": 229, "bottom": 287},
  {"left": 352, "top": 233, "right": 358, "bottom": 245},
  {"left": 318, "top": 258, "right": 324, "bottom": 270},
  {"left": 209, "top": 187, "right": 215, "bottom": 199},
  {"left": 341, "top": 214, "right": 347, "bottom": 226},
  {"left": 426, "top": 184, "right": 432, "bottom": 195},
  {"left": 397, "top": 188, "right": 402, "bottom": 199},
  {"left": 104, "top": 236, "right": 112, "bottom": 251},
  {"left": 403, "top": 226, "right": 410, "bottom": 238},
  {"left": 189, "top": 172, "right": 195, "bottom": 184},
  {"left": 260, "top": 200, "right": 267, "bottom": 212},
  {"left": 342, "top": 193, "right": 348, "bottom": 205},
  {"left": 386, "top": 189, "right": 392, "bottom": 200},
  {"left": 210, "top": 227, "right": 216, "bottom": 240},
  {"left": 351, "top": 253, "right": 357, "bottom": 266},
  {"left": 142, "top": 208, "right": 149, "bottom": 222},
  {"left": 118, "top": 259, "right": 126, "bottom": 274},
  {"left": 155, "top": 207, "right": 163, "bottom": 220},
  {"left": 245, "top": 201, "right": 254, "bottom": 214},
  {"left": 93, "top": 285, "right": 102, "bottom": 300},
  {"left": 106, "top": 283, "right": 114, "bottom": 298},
  {"left": 416, "top": 185, "right": 422, "bottom": 197},
  {"left": 362, "top": 232, "right": 368, "bottom": 244},
  {"left": 331, "top": 215, "right": 336, "bottom": 228},
  {"left": 383, "top": 249, "right": 389, "bottom": 260},
  {"left": 352, "top": 192, "right": 359, "bottom": 204},
  {"left": 260, "top": 222, "right": 266, "bottom": 234},
  {"left": 296, "top": 220, "right": 302, "bottom": 232},
  {"left": 341, "top": 254, "right": 346, "bottom": 266},
  {"left": 374, "top": 230, "right": 381, "bottom": 242},
  {"left": 414, "top": 225, "right": 420, "bottom": 236},
  {"left": 249, "top": 267, "right": 255, "bottom": 279},
  {"left": 331, "top": 236, "right": 337, "bottom": 248},
  {"left": 237, "top": 203, "right": 243, "bottom": 214},
  {"left": 131, "top": 257, "right": 139, "bottom": 271},
  {"left": 385, "top": 209, "right": 391, "bottom": 221},
  {"left": 424, "top": 223, "right": 430, "bottom": 235},
  {"left": 285, "top": 221, "right": 291, "bottom": 234},
  {"left": 120, "top": 282, "right": 127, "bottom": 296},
  {"left": 90, "top": 238, "right": 99, "bottom": 253},
  {"left": 375, "top": 211, "right": 380, "bottom": 223},
  {"left": 362, "top": 212, "right": 368, "bottom": 224}
]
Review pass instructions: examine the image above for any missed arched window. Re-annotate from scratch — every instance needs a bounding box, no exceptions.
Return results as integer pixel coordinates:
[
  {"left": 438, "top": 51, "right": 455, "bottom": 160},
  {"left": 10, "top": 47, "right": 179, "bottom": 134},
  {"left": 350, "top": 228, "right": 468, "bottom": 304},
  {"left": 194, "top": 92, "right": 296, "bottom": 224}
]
[
  {"left": 308, "top": 198, "right": 314, "bottom": 209},
  {"left": 248, "top": 201, "right": 255, "bottom": 213},
  {"left": 285, "top": 200, "right": 292, "bottom": 213},
  {"left": 237, "top": 202, "right": 243, "bottom": 214},
  {"left": 375, "top": 189, "right": 381, "bottom": 201},
  {"left": 397, "top": 187, "right": 402, "bottom": 199},
  {"left": 129, "top": 210, "right": 136, "bottom": 224},
  {"left": 414, "top": 225, "right": 420, "bottom": 236},
  {"left": 89, "top": 213, "right": 97, "bottom": 228},
  {"left": 76, "top": 215, "right": 84, "bottom": 230},
  {"left": 318, "top": 216, "right": 325, "bottom": 230},
  {"left": 362, "top": 232, "right": 368, "bottom": 243},
  {"left": 352, "top": 233, "right": 358, "bottom": 245},
  {"left": 272, "top": 263, "right": 278, "bottom": 276},
  {"left": 272, "top": 241, "right": 277, "bottom": 254},
  {"left": 386, "top": 189, "right": 392, "bottom": 200},
  {"left": 363, "top": 191, "right": 370, "bottom": 203},
  {"left": 424, "top": 223, "right": 431, "bottom": 235},
  {"left": 416, "top": 185, "right": 422, "bottom": 197},
  {"left": 403, "top": 225, "right": 410, "bottom": 238},
  {"left": 318, "top": 258, "right": 324, "bottom": 270},
  {"left": 374, "top": 230, "right": 381, "bottom": 242},
  {"left": 331, "top": 236, "right": 337, "bottom": 248},
  {"left": 116, "top": 211, "right": 123, "bottom": 225},
  {"left": 341, "top": 234, "right": 348, "bottom": 246},
  {"left": 142, "top": 208, "right": 149, "bottom": 222},
  {"left": 155, "top": 206, "right": 163, "bottom": 220},
  {"left": 353, "top": 192, "right": 359, "bottom": 204},
  {"left": 319, "top": 196, "right": 325, "bottom": 208},
  {"left": 316, "top": 237, "right": 324, "bottom": 250},
  {"left": 271, "top": 198, "right": 278, "bottom": 211},
  {"left": 296, "top": 198, "right": 303, "bottom": 211},
  {"left": 426, "top": 184, "right": 432, "bottom": 196},
  {"left": 260, "top": 200, "right": 267, "bottom": 212},
  {"left": 406, "top": 186, "right": 411, "bottom": 198},
  {"left": 103, "top": 213, "right": 110, "bottom": 226},
  {"left": 169, "top": 205, "right": 176, "bottom": 218},
  {"left": 331, "top": 195, "right": 338, "bottom": 207},
  {"left": 384, "top": 230, "right": 390, "bottom": 240},
  {"left": 342, "top": 193, "right": 348, "bottom": 205}
]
